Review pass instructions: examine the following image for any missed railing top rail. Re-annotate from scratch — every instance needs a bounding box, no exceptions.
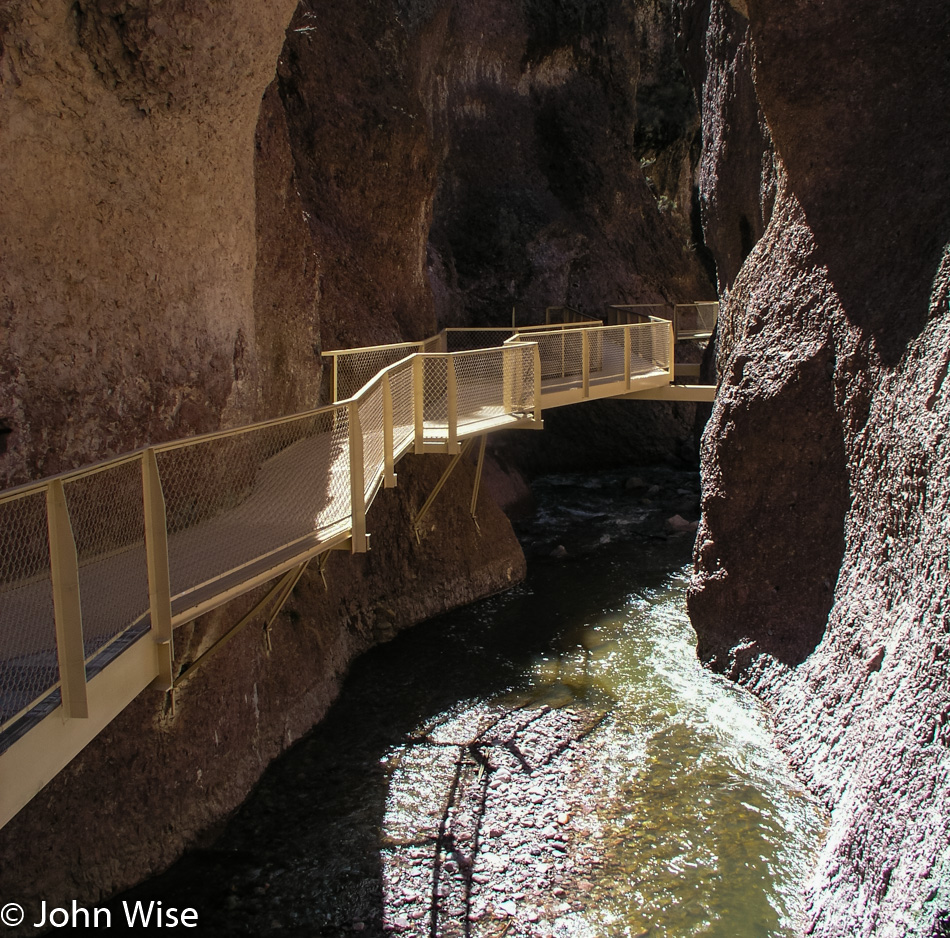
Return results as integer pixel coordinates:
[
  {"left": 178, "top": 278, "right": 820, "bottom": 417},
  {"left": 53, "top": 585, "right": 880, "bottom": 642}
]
[
  {"left": 0, "top": 448, "right": 149, "bottom": 506},
  {"left": 415, "top": 344, "right": 523, "bottom": 360},
  {"left": 506, "top": 319, "right": 668, "bottom": 341},
  {"left": 0, "top": 307, "right": 683, "bottom": 509}
]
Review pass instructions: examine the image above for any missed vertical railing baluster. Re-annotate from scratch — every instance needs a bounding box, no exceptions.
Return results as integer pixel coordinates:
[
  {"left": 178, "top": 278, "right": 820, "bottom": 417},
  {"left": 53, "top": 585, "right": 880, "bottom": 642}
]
[
  {"left": 581, "top": 330, "right": 590, "bottom": 398},
  {"left": 413, "top": 355, "right": 425, "bottom": 454},
  {"left": 382, "top": 371, "right": 396, "bottom": 488},
  {"left": 46, "top": 479, "right": 88, "bottom": 719},
  {"left": 143, "top": 449, "right": 174, "bottom": 691},
  {"left": 347, "top": 401, "right": 367, "bottom": 552},
  {"left": 667, "top": 321, "right": 675, "bottom": 381},
  {"left": 533, "top": 344, "right": 542, "bottom": 423},
  {"left": 624, "top": 326, "right": 632, "bottom": 390},
  {"left": 446, "top": 355, "right": 459, "bottom": 453}
]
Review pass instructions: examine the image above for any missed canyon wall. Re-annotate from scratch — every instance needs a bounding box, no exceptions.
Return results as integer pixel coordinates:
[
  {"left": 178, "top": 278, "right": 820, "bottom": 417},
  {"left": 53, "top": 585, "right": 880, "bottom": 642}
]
[
  {"left": 0, "top": 0, "right": 710, "bottom": 914},
  {"left": 679, "top": 1, "right": 950, "bottom": 934}
]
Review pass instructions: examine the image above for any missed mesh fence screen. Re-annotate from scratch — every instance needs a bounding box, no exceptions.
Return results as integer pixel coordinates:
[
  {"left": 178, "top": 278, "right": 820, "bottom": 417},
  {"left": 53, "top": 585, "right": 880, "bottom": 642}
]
[
  {"left": 422, "top": 357, "right": 449, "bottom": 426},
  {"left": 455, "top": 350, "right": 506, "bottom": 427},
  {"left": 0, "top": 491, "right": 58, "bottom": 728},
  {"left": 444, "top": 329, "right": 514, "bottom": 353},
  {"left": 334, "top": 345, "right": 419, "bottom": 400},
  {"left": 156, "top": 407, "right": 351, "bottom": 603},
  {"left": 64, "top": 461, "right": 149, "bottom": 662},
  {"left": 358, "top": 383, "right": 385, "bottom": 503},
  {"left": 389, "top": 361, "right": 415, "bottom": 456},
  {"left": 674, "top": 303, "right": 718, "bottom": 339}
]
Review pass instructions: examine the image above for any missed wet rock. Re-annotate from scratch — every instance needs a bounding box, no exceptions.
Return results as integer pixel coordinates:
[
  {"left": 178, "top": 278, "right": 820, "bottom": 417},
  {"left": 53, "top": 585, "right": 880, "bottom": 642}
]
[{"left": 666, "top": 514, "right": 699, "bottom": 533}]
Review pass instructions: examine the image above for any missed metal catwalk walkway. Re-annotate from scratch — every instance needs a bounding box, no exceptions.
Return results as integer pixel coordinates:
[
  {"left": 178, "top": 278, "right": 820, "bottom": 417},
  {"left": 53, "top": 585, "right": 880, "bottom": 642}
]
[{"left": 0, "top": 315, "right": 716, "bottom": 827}]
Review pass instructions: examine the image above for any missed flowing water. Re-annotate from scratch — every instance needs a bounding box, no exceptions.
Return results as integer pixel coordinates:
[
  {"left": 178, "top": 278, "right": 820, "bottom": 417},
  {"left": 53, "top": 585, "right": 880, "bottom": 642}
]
[{"left": 116, "top": 468, "right": 826, "bottom": 937}]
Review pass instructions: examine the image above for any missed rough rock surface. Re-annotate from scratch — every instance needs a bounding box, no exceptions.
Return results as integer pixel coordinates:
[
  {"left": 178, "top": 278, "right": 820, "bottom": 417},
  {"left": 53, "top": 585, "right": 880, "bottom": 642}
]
[
  {"left": 679, "top": 1, "right": 950, "bottom": 934},
  {"left": 0, "top": 0, "right": 301, "bottom": 486}
]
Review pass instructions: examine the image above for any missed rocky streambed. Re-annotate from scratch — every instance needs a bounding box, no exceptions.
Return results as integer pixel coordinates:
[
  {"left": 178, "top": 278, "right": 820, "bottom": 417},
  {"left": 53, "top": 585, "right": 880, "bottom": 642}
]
[{"left": 111, "top": 468, "right": 825, "bottom": 937}]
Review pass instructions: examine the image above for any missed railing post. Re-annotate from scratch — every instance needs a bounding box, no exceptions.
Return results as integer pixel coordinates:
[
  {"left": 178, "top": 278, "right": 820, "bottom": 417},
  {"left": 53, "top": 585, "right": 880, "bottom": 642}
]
[
  {"left": 332, "top": 355, "right": 339, "bottom": 403},
  {"left": 446, "top": 355, "right": 460, "bottom": 453},
  {"left": 142, "top": 449, "right": 174, "bottom": 691},
  {"left": 624, "top": 326, "right": 632, "bottom": 390},
  {"left": 668, "top": 321, "right": 676, "bottom": 381},
  {"left": 347, "top": 401, "right": 368, "bottom": 552},
  {"left": 382, "top": 371, "right": 396, "bottom": 488},
  {"left": 503, "top": 346, "right": 514, "bottom": 415},
  {"left": 533, "top": 344, "right": 542, "bottom": 422},
  {"left": 413, "top": 355, "right": 425, "bottom": 454},
  {"left": 46, "top": 479, "right": 88, "bottom": 719},
  {"left": 581, "top": 329, "right": 590, "bottom": 398}
]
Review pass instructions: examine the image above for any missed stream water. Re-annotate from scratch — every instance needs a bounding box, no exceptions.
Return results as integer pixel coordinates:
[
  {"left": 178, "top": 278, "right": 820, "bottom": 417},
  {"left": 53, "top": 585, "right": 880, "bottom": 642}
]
[{"left": 116, "top": 467, "right": 826, "bottom": 937}]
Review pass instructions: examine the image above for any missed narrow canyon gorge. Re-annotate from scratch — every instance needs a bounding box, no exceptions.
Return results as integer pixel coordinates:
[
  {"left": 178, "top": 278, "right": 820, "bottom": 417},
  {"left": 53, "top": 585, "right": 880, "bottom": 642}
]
[{"left": 0, "top": 1, "right": 946, "bottom": 935}]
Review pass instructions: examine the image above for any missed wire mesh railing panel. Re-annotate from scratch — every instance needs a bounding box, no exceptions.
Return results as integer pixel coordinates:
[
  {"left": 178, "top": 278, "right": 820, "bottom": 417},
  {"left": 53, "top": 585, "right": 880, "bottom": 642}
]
[
  {"left": 606, "top": 304, "right": 670, "bottom": 326},
  {"left": 695, "top": 302, "right": 719, "bottom": 334},
  {"left": 454, "top": 351, "right": 506, "bottom": 427},
  {"left": 63, "top": 461, "right": 149, "bottom": 663},
  {"left": 358, "top": 383, "right": 386, "bottom": 503},
  {"left": 0, "top": 490, "right": 58, "bottom": 729},
  {"left": 628, "top": 323, "right": 655, "bottom": 372},
  {"left": 588, "top": 330, "right": 605, "bottom": 376},
  {"left": 513, "top": 344, "right": 537, "bottom": 412},
  {"left": 334, "top": 345, "right": 419, "bottom": 401},
  {"left": 389, "top": 362, "right": 415, "bottom": 455},
  {"left": 600, "top": 327, "right": 625, "bottom": 381},
  {"left": 420, "top": 335, "right": 445, "bottom": 353},
  {"left": 422, "top": 357, "right": 449, "bottom": 426},
  {"left": 156, "top": 407, "right": 351, "bottom": 602},
  {"left": 629, "top": 322, "right": 672, "bottom": 373},
  {"left": 527, "top": 332, "right": 569, "bottom": 380},
  {"left": 674, "top": 303, "right": 718, "bottom": 340}
]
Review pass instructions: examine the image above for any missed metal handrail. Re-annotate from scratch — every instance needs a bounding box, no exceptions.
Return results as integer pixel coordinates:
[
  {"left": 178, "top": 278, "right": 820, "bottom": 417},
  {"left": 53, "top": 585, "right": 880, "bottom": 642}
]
[{"left": 0, "top": 342, "right": 541, "bottom": 746}]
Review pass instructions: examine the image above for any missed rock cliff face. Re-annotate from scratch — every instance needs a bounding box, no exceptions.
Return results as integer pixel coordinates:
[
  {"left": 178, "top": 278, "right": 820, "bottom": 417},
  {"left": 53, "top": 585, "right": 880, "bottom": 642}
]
[
  {"left": 679, "top": 1, "right": 950, "bottom": 934},
  {"left": 0, "top": 0, "right": 303, "bottom": 486},
  {"left": 0, "top": 0, "right": 710, "bottom": 914}
]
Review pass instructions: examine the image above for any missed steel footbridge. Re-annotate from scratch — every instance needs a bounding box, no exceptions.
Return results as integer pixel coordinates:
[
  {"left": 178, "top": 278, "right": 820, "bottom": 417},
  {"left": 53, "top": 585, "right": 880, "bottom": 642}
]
[{"left": 0, "top": 306, "right": 717, "bottom": 827}]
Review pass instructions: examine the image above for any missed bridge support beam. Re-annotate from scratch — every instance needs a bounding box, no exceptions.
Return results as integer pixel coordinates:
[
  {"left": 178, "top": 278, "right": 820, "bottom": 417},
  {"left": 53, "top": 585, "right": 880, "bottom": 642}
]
[
  {"left": 620, "top": 384, "right": 718, "bottom": 402},
  {"left": 470, "top": 435, "right": 487, "bottom": 531},
  {"left": 412, "top": 438, "right": 476, "bottom": 541}
]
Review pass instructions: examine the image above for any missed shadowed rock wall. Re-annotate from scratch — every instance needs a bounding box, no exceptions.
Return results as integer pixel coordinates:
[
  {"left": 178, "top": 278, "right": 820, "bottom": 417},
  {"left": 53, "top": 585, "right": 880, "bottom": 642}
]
[{"left": 678, "top": 1, "right": 950, "bottom": 933}]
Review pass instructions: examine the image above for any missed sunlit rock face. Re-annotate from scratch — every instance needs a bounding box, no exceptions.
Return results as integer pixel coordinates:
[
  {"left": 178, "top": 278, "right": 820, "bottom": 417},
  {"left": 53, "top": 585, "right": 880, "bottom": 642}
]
[
  {"left": 678, "top": 0, "right": 950, "bottom": 933},
  {"left": 0, "top": 0, "right": 303, "bottom": 488}
]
